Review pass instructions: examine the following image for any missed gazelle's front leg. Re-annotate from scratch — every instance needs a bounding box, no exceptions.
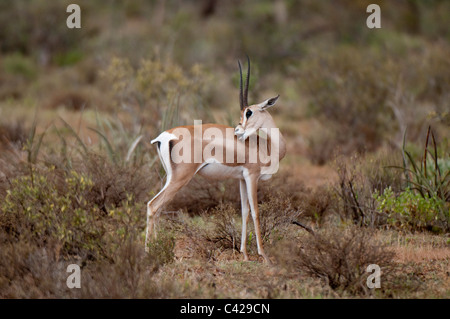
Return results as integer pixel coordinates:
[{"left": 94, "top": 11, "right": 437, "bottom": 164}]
[
  {"left": 239, "top": 179, "right": 251, "bottom": 261},
  {"left": 244, "top": 172, "right": 271, "bottom": 264}
]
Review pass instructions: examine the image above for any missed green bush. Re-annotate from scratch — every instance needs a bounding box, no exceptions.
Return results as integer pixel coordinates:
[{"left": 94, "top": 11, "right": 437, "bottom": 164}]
[
  {"left": 373, "top": 187, "right": 449, "bottom": 232},
  {"left": 0, "top": 168, "right": 106, "bottom": 259},
  {"left": 376, "top": 126, "right": 450, "bottom": 232},
  {"left": 2, "top": 53, "right": 37, "bottom": 79}
]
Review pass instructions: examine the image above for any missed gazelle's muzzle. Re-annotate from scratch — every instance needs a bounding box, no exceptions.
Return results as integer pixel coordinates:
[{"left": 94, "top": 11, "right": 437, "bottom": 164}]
[{"left": 234, "top": 124, "right": 245, "bottom": 139}]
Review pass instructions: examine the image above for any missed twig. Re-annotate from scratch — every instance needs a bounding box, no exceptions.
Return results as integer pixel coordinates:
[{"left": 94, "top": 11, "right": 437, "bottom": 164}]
[{"left": 292, "top": 220, "right": 315, "bottom": 235}]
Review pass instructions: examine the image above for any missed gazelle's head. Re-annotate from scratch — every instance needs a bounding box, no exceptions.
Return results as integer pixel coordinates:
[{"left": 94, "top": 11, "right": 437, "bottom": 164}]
[{"left": 234, "top": 57, "right": 280, "bottom": 141}]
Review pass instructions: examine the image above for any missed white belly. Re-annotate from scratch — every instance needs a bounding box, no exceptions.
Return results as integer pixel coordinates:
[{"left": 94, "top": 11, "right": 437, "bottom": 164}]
[{"left": 197, "top": 163, "right": 244, "bottom": 180}]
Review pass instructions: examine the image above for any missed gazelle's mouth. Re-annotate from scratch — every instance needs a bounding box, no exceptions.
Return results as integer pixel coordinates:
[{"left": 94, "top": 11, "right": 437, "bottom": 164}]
[
  {"left": 234, "top": 124, "right": 244, "bottom": 138},
  {"left": 241, "top": 127, "right": 257, "bottom": 141}
]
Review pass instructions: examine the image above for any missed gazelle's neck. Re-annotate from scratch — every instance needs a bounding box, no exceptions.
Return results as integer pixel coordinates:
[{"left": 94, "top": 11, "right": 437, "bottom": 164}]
[{"left": 261, "top": 116, "right": 286, "bottom": 162}]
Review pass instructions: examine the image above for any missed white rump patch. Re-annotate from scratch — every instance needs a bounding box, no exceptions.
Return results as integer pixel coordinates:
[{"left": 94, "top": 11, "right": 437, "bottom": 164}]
[{"left": 151, "top": 131, "right": 178, "bottom": 184}]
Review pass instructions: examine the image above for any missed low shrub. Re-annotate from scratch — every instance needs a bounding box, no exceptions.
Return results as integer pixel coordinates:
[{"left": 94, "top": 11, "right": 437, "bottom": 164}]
[
  {"left": 75, "top": 153, "right": 154, "bottom": 213},
  {"left": 278, "top": 226, "right": 396, "bottom": 296},
  {"left": 0, "top": 168, "right": 107, "bottom": 259},
  {"left": 81, "top": 237, "right": 175, "bottom": 298},
  {"left": 333, "top": 153, "right": 397, "bottom": 227},
  {"left": 0, "top": 229, "right": 176, "bottom": 298},
  {"left": 373, "top": 187, "right": 449, "bottom": 233},
  {"left": 373, "top": 126, "right": 450, "bottom": 232},
  {"left": 0, "top": 156, "right": 157, "bottom": 261},
  {"left": 0, "top": 240, "right": 71, "bottom": 298},
  {"left": 199, "top": 191, "right": 309, "bottom": 256},
  {"left": 258, "top": 191, "right": 302, "bottom": 243},
  {"left": 206, "top": 203, "right": 241, "bottom": 252}
]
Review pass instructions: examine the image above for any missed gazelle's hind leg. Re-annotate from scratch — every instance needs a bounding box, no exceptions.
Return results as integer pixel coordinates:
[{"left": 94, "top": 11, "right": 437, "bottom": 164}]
[
  {"left": 145, "top": 174, "right": 191, "bottom": 252},
  {"left": 239, "top": 179, "right": 251, "bottom": 261},
  {"left": 244, "top": 173, "right": 271, "bottom": 264},
  {"left": 145, "top": 180, "right": 169, "bottom": 251}
]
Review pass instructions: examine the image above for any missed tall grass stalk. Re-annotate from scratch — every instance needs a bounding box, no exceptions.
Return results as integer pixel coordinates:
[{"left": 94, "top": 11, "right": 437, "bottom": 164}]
[{"left": 392, "top": 126, "right": 449, "bottom": 202}]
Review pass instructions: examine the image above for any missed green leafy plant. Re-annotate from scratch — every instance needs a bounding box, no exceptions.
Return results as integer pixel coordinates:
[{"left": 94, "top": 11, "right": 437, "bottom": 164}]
[
  {"left": 370, "top": 126, "right": 450, "bottom": 232},
  {"left": 373, "top": 187, "right": 448, "bottom": 232},
  {"left": 0, "top": 168, "right": 107, "bottom": 259}
]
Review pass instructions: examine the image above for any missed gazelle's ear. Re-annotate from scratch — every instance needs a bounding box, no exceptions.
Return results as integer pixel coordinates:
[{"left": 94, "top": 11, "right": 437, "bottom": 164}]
[{"left": 258, "top": 95, "right": 280, "bottom": 111}]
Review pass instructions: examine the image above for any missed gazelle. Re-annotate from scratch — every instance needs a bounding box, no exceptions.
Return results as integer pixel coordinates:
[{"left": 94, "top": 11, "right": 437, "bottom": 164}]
[{"left": 145, "top": 57, "right": 286, "bottom": 263}]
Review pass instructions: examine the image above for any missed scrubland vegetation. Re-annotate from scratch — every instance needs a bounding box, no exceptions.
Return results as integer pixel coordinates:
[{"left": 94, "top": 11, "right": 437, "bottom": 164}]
[{"left": 0, "top": 0, "right": 448, "bottom": 298}]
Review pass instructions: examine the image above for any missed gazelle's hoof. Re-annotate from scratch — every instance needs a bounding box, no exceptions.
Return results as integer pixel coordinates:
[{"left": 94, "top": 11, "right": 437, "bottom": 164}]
[{"left": 261, "top": 254, "right": 272, "bottom": 265}]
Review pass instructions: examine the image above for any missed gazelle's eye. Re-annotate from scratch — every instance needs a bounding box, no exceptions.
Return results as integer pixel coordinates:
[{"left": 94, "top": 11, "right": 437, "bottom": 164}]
[{"left": 246, "top": 110, "right": 252, "bottom": 119}]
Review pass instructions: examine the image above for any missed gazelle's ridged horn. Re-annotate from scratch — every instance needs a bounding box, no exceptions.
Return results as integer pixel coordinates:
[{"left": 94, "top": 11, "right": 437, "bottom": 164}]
[
  {"left": 238, "top": 60, "right": 244, "bottom": 110},
  {"left": 244, "top": 55, "right": 250, "bottom": 108}
]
